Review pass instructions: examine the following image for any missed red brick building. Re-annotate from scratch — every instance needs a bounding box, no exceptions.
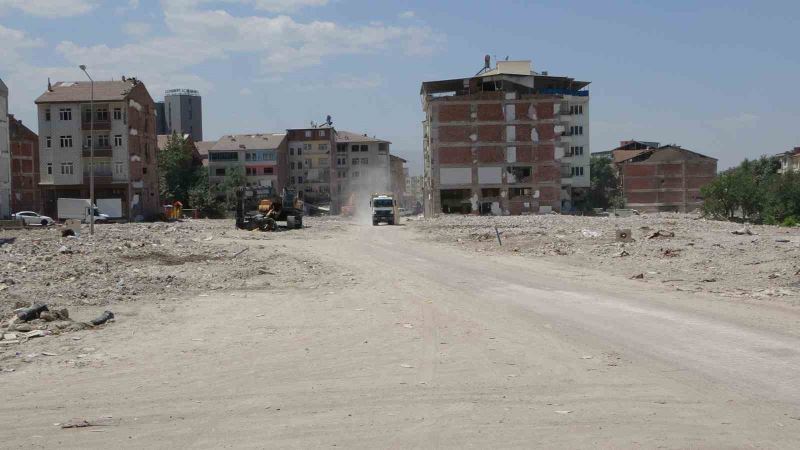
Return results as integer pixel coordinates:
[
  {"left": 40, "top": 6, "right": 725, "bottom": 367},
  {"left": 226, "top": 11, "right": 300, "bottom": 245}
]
[
  {"left": 8, "top": 115, "right": 40, "bottom": 212},
  {"left": 612, "top": 141, "right": 717, "bottom": 213},
  {"left": 421, "top": 59, "right": 590, "bottom": 216}
]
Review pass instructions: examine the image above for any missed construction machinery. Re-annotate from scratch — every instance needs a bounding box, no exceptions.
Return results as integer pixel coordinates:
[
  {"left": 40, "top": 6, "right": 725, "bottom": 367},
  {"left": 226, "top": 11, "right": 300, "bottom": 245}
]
[{"left": 235, "top": 186, "right": 304, "bottom": 231}]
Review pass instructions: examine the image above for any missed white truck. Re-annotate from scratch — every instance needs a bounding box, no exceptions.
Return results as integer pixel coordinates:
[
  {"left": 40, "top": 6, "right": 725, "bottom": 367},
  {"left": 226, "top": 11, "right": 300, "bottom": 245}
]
[
  {"left": 57, "top": 198, "right": 110, "bottom": 224},
  {"left": 371, "top": 193, "right": 398, "bottom": 226}
]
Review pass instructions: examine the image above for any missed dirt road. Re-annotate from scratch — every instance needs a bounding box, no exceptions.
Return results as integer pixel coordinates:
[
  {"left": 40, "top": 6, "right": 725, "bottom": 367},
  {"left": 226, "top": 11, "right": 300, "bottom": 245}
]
[{"left": 2, "top": 219, "right": 800, "bottom": 448}]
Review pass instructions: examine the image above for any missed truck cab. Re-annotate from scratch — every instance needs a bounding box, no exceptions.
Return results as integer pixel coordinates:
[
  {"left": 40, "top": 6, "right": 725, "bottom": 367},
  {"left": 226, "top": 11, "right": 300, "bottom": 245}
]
[{"left": 371, "top": 194, "right": 398, "bottom": 226}]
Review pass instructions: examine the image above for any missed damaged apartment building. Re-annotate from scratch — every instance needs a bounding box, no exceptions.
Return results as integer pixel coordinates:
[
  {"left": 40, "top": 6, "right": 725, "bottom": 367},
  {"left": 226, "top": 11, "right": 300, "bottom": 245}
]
[{"left": 421, "top": 57, "right": 590, "bottom": 216}]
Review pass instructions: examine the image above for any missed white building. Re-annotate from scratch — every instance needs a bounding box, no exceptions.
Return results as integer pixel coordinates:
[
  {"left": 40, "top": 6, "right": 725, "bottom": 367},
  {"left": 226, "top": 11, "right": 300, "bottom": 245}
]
[
  {"left": 35, "top": 79, "right": 161, "bottom": 219},
  {"left": 0, "top": 78, "right": 10, "bottom": 218},
  {"left": 333, "top": 130, "right": 392, "bottom": 199}
]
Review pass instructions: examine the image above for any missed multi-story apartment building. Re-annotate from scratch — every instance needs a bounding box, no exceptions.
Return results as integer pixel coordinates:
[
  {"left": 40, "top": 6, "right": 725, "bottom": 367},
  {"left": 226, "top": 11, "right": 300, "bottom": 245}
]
[
  {"left": 8, "top": 115, "right": 40, "bottom": 212},
  {"left": 0, "top": 78, "right": 10, "bottom": 218},
  {"left": 331, "top": 130, "right": 392, "bottom": 210},
  {"left": 390, "top": 154, "right": 407, "bottom": 205},
  {"left": 777, "top": 147, "right": 800, "bottom": 173},
  {"left": 35, "top": 78, "right": 160, "bottom": 220},
  {"left": 207, "top": 133, "right": 288, "bottom": 192},
  {"left": 421, "top": 58, "right": 590, "bottom": 216},
  {"left": 287, "top": 126, "right": 335, "bottom": 206},
  {"left": 156, "top": 89, "right": 203, "bottom": 142}
]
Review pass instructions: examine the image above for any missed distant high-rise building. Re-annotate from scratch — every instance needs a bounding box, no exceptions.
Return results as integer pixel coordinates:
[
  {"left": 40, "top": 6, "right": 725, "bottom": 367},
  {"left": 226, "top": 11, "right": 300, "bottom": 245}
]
[
  {"left": 0, "top": 78, "right": 11, "bottom": 218},
  {"left": 162, "top": 89, "right": 202, "bottom": 142},
  {"left": 155, "top": 101, "right": 167, "bottom": 135}
]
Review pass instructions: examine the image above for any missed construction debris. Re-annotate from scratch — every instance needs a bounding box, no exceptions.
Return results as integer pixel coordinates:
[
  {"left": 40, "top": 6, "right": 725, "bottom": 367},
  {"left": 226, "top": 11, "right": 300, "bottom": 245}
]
[
  {"left": 90, "top": 311, "right": 114, "bottom": 326},
  {"left": 732, "top": 227, "right": 754, "bottom": 236},
  {"left": 648, "top": 230, "right": 675, "bottom": 239}
]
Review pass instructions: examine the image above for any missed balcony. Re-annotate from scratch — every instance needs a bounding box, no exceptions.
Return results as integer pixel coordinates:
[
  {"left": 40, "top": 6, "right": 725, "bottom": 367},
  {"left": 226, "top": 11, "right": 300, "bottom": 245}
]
[
  {"left": 83, "top": 175, "right": 114, "bottom": 184},
  {"left": 83, "top": 147, "right": 112, "bottom": 157},
  {"left": 81, "top": 119, "right": 111, "bottom": 131}
]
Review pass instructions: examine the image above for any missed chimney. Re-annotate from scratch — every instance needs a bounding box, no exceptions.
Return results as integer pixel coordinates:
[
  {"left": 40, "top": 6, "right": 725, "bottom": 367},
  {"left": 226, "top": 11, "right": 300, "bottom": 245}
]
[
  {"left": 484, "top": 54, "right": 491, "bottom": 70},
  {"left": 47, "top": 78, "right": 52, "bottom": 92}
]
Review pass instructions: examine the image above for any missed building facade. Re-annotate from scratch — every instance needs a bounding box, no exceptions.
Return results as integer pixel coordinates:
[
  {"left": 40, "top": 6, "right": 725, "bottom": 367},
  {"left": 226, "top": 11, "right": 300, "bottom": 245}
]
[
  {"left": 8, "top": 115, "right": 40, "bottom": 212},
  {"left": 161, "top": 89, "right": 202, "bottom": 142},
  {"left": 207, "top": 133, "right": 288, "bottom": 193},
  {"left": 0, "top": 78, "right": 10, "bottom": 218},
  {"left": 777, "top": 147, "right": 800, "bottom": 173},
  {"left": 390, "top": 154, "right": 407, "bottom": 206},
  {"left": 35, "top": 78, "right": 160, "bottom": 220},
  {"left": 331, "top": 130, "right": 391, "bottom": 212},
  {"left": 421, "top": 58, "right": 590, "bottom": 216},
  {"left": 286, "top": 127, "right": 336, "bottom": 206},
  {"left": 611, "top": 142, "right": 717, "bottom": 213}
]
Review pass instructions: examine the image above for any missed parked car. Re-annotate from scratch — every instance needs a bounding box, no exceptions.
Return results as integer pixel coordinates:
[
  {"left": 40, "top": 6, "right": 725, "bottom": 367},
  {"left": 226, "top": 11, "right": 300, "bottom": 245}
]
[{"left": 12, "top": 211, "right": 55, "bottom": 226}]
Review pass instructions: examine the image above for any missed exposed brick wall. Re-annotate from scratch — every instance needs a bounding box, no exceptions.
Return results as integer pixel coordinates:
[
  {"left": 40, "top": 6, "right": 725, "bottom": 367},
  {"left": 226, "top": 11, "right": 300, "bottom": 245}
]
[
  {"left": 439, "top": 147, "right": 472, "bottom": 164},
  {"left": 477, "top": 125, "right": 503, "bottom": 142},
  {"left": 621, "top": 157, "right": 717, "bottom": 212},
  {"left": 438, "top": 104, "right": 471, "bottom": 122},
  {"left": 534, "top": 145, "right": 554, "bottom": 161},
  {"left": 536, "top": 103, "right": 555, "bottom": 120},
  {"left": 515, "top": 146, "right": 534, "bottom": 163},
  {"left": 477, "top": 147, "right": 504, "bottom": 163},
  {"left": 439, "top": 126, "right": 471, "bottom": 143},
  {"left": 477, "top": 104, "right": 503, "bottom": 121}
]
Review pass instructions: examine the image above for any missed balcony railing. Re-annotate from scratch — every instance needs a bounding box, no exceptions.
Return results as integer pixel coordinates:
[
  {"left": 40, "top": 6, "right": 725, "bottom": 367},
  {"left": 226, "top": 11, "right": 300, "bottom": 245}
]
[
  {"left": 81, "top": 120, "right": 111, "bottom": 131},
  {"left": 83, "top": 175, "right": 114, "bottom": 184},
  {"left": 83, "top": 148, "right": 112, "bottom": 157}
]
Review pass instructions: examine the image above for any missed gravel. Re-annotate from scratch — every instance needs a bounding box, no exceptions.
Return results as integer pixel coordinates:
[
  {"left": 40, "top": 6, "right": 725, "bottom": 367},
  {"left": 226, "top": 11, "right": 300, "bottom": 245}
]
[{"left": 410, "top": 213, "right": 800, "bottom": 305}]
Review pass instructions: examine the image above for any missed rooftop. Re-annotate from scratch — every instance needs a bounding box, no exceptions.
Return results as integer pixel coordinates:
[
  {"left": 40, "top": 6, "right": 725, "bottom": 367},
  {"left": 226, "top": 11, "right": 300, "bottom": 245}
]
[
  {"left": 335, "top": 130, "right": 391, "bottom": 144},
  {"left": 35, "top": 79, "right": 141, "bottom": 104},
  {"left": 211, "top": 133, "right": 286, "bottom": 151}
]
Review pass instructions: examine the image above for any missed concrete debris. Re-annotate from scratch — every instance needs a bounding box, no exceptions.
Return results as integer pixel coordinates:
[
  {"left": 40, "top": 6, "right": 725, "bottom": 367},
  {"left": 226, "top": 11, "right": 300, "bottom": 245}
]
[
  {"left": 732, "top": 227, "right": 754, "bottom": 236},
  {"left": 414, "top": 214, "right": 800, "bottom": 302},
  {"left": 631, "top": 273, "right": 645, "bottom": 279},
  {"left": 581, "top": 230, "right": 601, "bottom": 238},
  {"left": 16, "top": 304, "right": 49, "bottom": 322}
]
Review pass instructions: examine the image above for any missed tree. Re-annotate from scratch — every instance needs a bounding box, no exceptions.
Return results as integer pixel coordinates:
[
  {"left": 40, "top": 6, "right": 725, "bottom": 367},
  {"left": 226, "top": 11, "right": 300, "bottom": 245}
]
[
  {"left": 701, "top": 155, "right": 785, "bottom": 222},
  {"left": 220, "top": 165, "right": 247, "bottom": 210},
  {"left": 764, "top": 170, "right": 800, "bottom": 225},
  {"left": 158, "top": 132, "right": 196, "bottom": 205},
  {"left": 189, "top": 169, "right": 225, "bottom": 218},
  {"left": 587, "top": 156, "right": 620, "bottom": 210}
]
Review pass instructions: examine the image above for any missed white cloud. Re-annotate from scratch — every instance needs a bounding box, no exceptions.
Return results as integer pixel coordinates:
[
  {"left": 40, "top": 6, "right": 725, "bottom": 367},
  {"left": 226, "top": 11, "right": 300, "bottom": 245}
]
[
  {"left": 116, "top": 0, "right": 141, "bottom": 15},
  {"left": 239, "top": 87, "right": 253, "bottom": 95},
  {"left": 161, "top": 0, "right": 328, "bottom": 13},
  {"left": 0, "top": 24, "right": 44, "bottom": 62},
  {"left": 122, "top": 22, "right": 153, "bottom": 38},
  {"left": 296, "top": 73, "right": 384, "bottom": 92},
  {"left": 399, "top": 10, "right": 415, "bottom": 19},
  {"left": 0, "top": 0, "right": 96, "bottom": 18}
]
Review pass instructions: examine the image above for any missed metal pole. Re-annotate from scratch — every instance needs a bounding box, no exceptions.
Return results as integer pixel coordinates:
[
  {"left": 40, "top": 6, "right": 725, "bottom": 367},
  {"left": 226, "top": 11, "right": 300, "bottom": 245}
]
[{"left": 80, "top": 65, "right": 94, "bottom": 235}]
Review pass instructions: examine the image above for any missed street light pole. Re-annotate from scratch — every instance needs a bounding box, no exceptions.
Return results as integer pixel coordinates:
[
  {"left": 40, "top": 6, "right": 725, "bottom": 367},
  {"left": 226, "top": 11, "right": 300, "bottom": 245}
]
[{"left": 79, "top": 65, "right": 94, "bottom": 235}]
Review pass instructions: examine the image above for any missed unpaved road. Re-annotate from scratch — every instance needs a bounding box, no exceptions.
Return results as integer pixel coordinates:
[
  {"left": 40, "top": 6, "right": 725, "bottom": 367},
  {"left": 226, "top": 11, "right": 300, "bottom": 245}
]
[{"left": 2, "top": 219, "right": 800, "bottom": 448}]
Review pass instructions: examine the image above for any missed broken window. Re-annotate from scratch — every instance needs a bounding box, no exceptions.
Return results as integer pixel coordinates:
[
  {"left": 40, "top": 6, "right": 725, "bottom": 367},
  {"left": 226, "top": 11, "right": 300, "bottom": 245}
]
[
  {"left": 506, "top": 166, "right": 532, "bottom": 183},
  {"left": 508, "top": 188, "right": 532, "bottom": 198},
  {"left": 215, "top": 168, "right": 225, "bottom": 176},
  {"left": 481, "top": 188, "right": 501, "bottom": 198},
  {"left": 440, "top": 189, "right": 472, "bottom": 214}
]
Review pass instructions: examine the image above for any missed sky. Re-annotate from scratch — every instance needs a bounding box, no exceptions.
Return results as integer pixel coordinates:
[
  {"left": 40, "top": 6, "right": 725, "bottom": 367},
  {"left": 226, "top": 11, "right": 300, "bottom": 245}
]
[{"left": 1, "top": 0, "right": 799, "bottom": 174}]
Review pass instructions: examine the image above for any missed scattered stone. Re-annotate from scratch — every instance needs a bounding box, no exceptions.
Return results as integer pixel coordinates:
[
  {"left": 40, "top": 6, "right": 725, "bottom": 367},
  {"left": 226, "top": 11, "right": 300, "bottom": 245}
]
[
  {"left": 648, "top": 230, "right": 675, "bottom": 239},
  {"left": 732, "top": 227, "right": 753, "bottom": 236},
  {"left": 90, "top": 311, "right": 114, "bottom": 326},
  {"left": 631, "top": 273, "right": 645, "bottom": 280}
]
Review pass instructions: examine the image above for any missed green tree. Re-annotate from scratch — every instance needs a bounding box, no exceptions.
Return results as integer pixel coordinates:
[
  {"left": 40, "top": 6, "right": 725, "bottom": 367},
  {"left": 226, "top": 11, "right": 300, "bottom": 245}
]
[
  {"left": 587, "top": 156, "right": 620, "bottom": 210},
  {"left": 189, "top": 169, "right": 225, "bottom": 218},
  {"left": 221, "top": 165, "right": 247, "bottom": 210},
  {"left": 158, "top": 132, "right": 196, "bottom": 205},
  {"left": 701, "top": 155, "right": 783, "bottom": 222},
  {"left": 764, "top": 170, "right": 800, "bottom": 225}
]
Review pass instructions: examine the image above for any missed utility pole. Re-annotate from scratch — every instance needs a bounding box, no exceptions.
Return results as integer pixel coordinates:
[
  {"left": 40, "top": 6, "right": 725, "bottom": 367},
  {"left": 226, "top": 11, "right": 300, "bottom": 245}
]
[{"left": 79, "top": 65, "right": 94, "bottom": 235}]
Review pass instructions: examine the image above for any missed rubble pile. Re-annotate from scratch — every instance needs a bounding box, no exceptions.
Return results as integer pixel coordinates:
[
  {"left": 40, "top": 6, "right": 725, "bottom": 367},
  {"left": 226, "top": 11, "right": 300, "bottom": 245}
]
[
  {"left": 412, "top": 213, "right": 800, "bottom": 303},
  {"left": 0, "top": 220, "right": 314, "bottom": 319}
]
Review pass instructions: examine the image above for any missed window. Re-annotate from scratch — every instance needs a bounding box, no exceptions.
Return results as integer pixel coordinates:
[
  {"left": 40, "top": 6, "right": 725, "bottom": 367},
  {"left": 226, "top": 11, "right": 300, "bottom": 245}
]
[
  {"left": 574, "top": 146, "right": 584, "bottom": 155},
  {"left": 297, "top": 148, "right": 302, "bottom": 156},
  {"left": 336, "top": 143, "right": 347, "bottom": 153},
  {"left": 215, "top": 168, "right": 226, "bottom": 176},
  {"left": 47, "top": 163, "right": 52, "bottom": 175},
  {"left": 291, "top": 177, "right": 295, "bottom": 184},
  {"left": 98, "top": 135, "right": 110, "bottom": 148},
  {"left": 209, "top": 152, "right": 238, "bottom": 161},
  {"left": 352, "top": 158, "right": 359, "bottom": 165},
  {"left": 290, "top": 148, "right": 295, "bottom": 156},
  {"left": 290, "top": 162, "right": 295, "bottom": 170},
  {"left": 570, "top": 105, "right": 584, "bottom": 115},
  {"left": 96, "top": 107, "right": 109, "bottom": 121},
  {"left": 85, "top": 135, "right": 92, "bottom": 148},
  {"left": 143, "top": 167, "right": 148, "bottom": 174},
  {"left": 114, "top": 135, "right": 123, "bottom": 147},
  {"left": 353, "top": 171, "right": 360, "bottom": 178},
  {"left": 145, "top": 144, "right": 150, "bottom": 163},
  {"left": 319, "top": 130, "right": 326, "bottom": 137},
  {"left": 59, "top": 108, "right": 72, "bottom": 121},
  {"left": 114, "top": 162, "right": 124, "bottom": 175},
  {"left": 60, "top": 162, "right": 74, "bottom": 175},
  {"left": 361, "top": 158, "right": 368, "bottom": 165},
  {"left": 570, "top": 125, "right": 584, "bottom": 135},
  {"left": 571, "top": 166, "right": 585, "bottom": 177},
  {"left": 304, "top": 131, "right": 311, "bottom": 138},
  {"left": 319, "top": 144, "right": 328, "bottom": 151},
  {"left": 297, "top": 176, "right": 303, "bottom": 184},
  {"left": 263, "top": 167, "right": 273, "bottom": 175},
  {"left": 246, "top": 167, "right": 256, "bottom": 176},
  {"left": 113, "top": 108, "right": 122, "bottom": 120},
  {"left": 45, "top": 109, "right": 51, "bottom": 121},
  {"left": 304, "top": 159, "right": 311, "bottom": 168},
  {"left": 60, "top": 136, "right": 73, "bottom": 148},
  {"left": 45, "top": 136, "right": 52, "bottom": 148},
  {"left": 303, "top": 143, "right": 312, "bottom": 151}
]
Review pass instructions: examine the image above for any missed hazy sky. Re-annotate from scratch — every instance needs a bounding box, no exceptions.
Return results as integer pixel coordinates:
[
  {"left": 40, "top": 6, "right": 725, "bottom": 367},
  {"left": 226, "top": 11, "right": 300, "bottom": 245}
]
[{"left": 2, "top": 0, "right": 799, "bottom": 174}]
